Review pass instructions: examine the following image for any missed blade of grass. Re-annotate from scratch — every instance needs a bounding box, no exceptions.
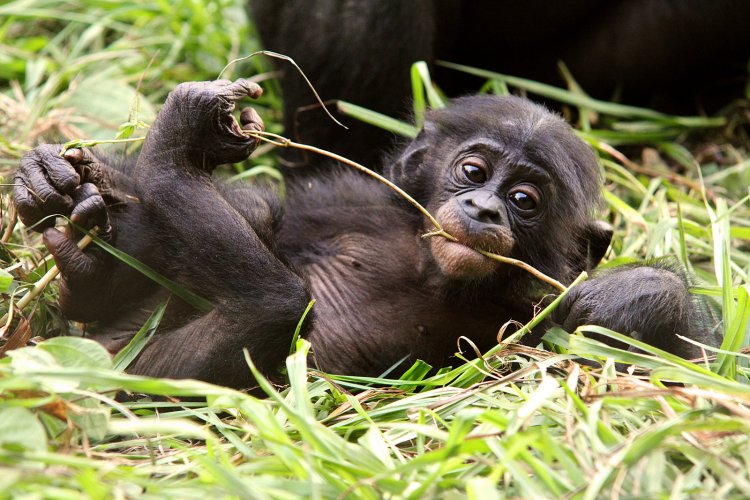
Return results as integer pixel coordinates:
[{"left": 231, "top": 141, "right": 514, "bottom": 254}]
[
  {"left": 87, "top": 232, "right": 213, "bottom": 313},
  {"left": 437, "top": 61, "right": 726, "bottom": 128},
  {"left": 337, "top": 101, "right": 418, "bottom": 138},
  {"left": 112, "top": 300, "right": 168, "bottom": 371},
  {"left": 712, "top": 199, "right": 738, "bottom": 377}
]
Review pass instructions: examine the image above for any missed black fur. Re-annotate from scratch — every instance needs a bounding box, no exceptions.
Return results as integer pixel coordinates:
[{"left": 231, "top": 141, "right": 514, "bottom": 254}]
[
  {"left": 13, "top": 81, "right": 719, "bottom": 387},
  {"left": 251, "top": 0, "right": 750, "bottom": 168}
]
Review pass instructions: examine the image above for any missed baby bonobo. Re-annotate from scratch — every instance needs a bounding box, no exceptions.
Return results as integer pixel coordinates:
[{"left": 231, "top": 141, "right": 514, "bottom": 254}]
[{"left": 13, "top": 79, "right": 718, "bottom": 387}]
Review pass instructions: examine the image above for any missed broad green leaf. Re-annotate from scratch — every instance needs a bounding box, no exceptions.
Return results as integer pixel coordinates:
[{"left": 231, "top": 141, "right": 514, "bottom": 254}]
[
  {"left": 0, "top": 407, "right": 47, "bottom": 452},
  {"left": 38, "top": 337, "right": 112, "bottom": 370},
  {"left": 65, "top": 74, "right": 155, "bottom": 140},
  {"left": 68, "top": 397, "right": 110, "bottom": 441},
  {"left": 7, "top": 346, "right": 60, "bottom": 372}
]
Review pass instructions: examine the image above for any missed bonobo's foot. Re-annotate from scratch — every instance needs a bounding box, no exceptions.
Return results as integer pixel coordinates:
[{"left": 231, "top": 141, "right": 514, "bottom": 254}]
[
  {"left": 14, "top": 145, "right": 119, "bottom": 237},
  {"left": 13, "top": 146, "right": 132, "bottom": 321},
  {"left": 139, "top": 79, "right": 265, "bottom": 171},
  {"left": 552, "top": 264, "right": 716, "bottom": 359}
]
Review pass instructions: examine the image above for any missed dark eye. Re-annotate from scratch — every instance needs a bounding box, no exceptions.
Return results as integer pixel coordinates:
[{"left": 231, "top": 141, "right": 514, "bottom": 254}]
[
  {"left": 508, "top": 184, "right": 541, "bottom": 212},
  {"left": 460, "top": 158, "right": 488, "bottom": 184}
]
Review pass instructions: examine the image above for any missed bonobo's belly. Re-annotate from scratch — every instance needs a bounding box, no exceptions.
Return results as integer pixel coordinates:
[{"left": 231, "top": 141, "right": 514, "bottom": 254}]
[
  {"left": 299, "top": 232, "right": 523, "bottom": 376},
  {"left": 307, "top": 297, "right": 514, "bottom": 376}
]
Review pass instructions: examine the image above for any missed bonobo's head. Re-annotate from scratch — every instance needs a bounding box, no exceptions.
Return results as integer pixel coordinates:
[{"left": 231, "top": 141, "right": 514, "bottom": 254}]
[{"left": 387, "top": 95, "right": 610, "bottom": 282}]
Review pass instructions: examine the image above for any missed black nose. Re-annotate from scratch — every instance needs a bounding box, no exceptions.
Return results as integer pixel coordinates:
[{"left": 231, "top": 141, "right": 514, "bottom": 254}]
[{"left": 457, "top": 191, "right": 505, "bottom": 225}]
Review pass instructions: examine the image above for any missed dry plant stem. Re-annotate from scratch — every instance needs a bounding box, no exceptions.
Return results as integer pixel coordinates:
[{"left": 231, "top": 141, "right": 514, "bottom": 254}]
[
  {"left": 596, "top": 140, "right": 712, "bottom": 198},
  {"left": 1, "top": 205, "right": 17, "bottom": 244},
  {"left": 219, "top": 51, "right": 347, "bottom": 130},
  {"left": 246, "top": 130, "right": 445, "bottom": 231},
  {"left": 0, "top": 229, "right": 97, "bottom": 332},
  {"left": 246, "top": 130, "right": 568, "bottom": 293},
  {"left": 478, "top": 250, "right": 566, "bottom": 292},
  {"left": 59, "top": 137, "right": 146, "bottom": 156}
]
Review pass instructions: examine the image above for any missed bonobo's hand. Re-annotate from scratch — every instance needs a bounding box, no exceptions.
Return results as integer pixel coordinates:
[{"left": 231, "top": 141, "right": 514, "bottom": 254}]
[
  {"left": 552, "top": 265, "right": 711, "bottom": 358},
  {"left": 14, "top": 145, "right": 119, "bottom": 237},
  {"left": 139, "top": 79, "right": 265, "bottom": 171}
]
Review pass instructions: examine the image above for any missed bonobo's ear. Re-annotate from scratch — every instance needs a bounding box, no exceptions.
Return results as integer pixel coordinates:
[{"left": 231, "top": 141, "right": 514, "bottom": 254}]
[
  {"left": 576, "top": 220, "right": 613, "bottom": 271},
  {"left": 385, "top": 123, "right": 436, "bottom": 201}
]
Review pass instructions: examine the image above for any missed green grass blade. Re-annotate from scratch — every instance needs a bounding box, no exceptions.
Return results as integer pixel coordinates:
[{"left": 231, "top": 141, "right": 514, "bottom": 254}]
[
  {"left": 411, "top": 60, "right": 445, "bottom": 115},
  {"left": 717, "top": 285, "right": 750, "bottom": 375},
  {"left": 112, "top": 300, "right": 168, "bottom": 371},
  {"left": 712, "top": 199, "right": 738, "bottom": 377},
  {"left": 88, "top": 232, "right": 213, "bottom": 313},
  {"left": 436, "top": 61, "right": 726, "bottom": 128},
  {"left": 337, "top": 101, "right": 418, "bottom": 138}
]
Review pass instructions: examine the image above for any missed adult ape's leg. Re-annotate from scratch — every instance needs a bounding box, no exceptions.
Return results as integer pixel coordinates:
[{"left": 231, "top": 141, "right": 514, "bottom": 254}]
[
  {"left": 129, "top": 80, "right": 311, "bottom": 386},
  {"left": 250, "top": 0, "right": 436, "bottom": 169}
]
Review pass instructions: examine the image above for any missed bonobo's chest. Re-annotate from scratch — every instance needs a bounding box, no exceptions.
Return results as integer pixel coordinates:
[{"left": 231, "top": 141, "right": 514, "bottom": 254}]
[{"left": 291, "top": 228, "right": 527, "bottom": 376}]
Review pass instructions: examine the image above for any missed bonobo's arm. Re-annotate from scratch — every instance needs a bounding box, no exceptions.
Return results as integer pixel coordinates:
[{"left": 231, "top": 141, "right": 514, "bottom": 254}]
[
  {"left": 126, "top": 79, "right": 310, "bottom": 385},
  {"left": 552, "top": 261, "right": 720, "bottom": 359}
]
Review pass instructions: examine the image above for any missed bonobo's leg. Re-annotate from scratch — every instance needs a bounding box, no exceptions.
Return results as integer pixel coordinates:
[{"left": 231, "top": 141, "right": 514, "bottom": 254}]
[
  {"left": 216, "top": 182, "right": 283, "bottom": 252},
  {"left": 552, "top": 262, "right": 720, "bottom": 359},
  {"left": 129, "top": 79, "right": 310, "bottom": 386}
]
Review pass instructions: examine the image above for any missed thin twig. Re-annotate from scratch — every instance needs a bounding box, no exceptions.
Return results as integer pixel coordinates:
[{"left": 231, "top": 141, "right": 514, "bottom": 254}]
[
  {"left": 478, "top": 250, "right": 566, "bottom": 291},
  {"left": 219, "top": 51, "right": 347, "bottom": 130},
  {"left": 1, "top": 204, "right": 17, "bottom": 244},
  {"left": 246, "top": 130, "right": 568, "bottom": 292},
  {"left": 246, "top": 130, "right": 446, "bottom": 233}
]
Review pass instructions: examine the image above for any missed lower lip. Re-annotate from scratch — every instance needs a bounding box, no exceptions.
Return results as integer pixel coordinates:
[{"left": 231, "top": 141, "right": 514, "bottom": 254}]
[{"left": 442, "top": 239, "right": 491, "bottom": 263}]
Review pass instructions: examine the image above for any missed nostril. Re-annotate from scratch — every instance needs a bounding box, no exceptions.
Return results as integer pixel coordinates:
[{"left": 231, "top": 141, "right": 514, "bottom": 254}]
[
  {"left": 463, "top": 202, "right": 501, "bottom": 223},
  {"left": 462, "top": 197, "right": 476, "bottom": 208},
  {"left": 476, "top": 207, "right": 500, "bottom": 224},
  {"left": 458, "top": 192, "right": 505, "bottom": 225}
]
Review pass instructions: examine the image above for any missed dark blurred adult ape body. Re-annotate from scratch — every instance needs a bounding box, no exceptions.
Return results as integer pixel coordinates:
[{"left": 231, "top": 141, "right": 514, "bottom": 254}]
[{"left": 250, "top": 0, "right": 750, "bottom": 168}]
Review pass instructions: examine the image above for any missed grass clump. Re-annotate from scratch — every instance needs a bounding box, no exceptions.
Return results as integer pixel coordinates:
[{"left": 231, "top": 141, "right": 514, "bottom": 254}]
[{"left": 1, "top": 1, "right": 750, "bottom": 498}]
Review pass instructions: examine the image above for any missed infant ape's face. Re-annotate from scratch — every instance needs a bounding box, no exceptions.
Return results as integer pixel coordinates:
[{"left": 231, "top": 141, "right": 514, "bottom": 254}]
[
  {"left": 395, "top": 95, "right": 603, "bottom": 281},
  {"left": 428, "top": 137, "right": 549, "bottom": 280}
]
